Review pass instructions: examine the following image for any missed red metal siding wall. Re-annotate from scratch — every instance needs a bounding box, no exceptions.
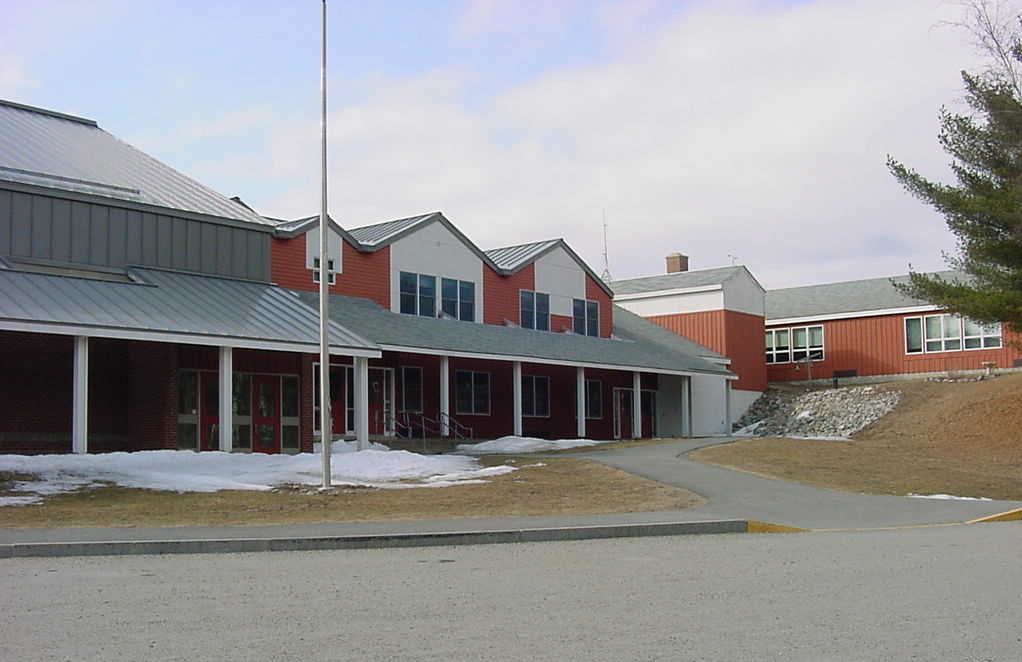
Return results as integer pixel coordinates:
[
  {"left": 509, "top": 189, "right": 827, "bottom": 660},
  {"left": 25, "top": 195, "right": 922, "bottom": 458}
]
[
  {"left": 270, "top": 234, "right": 391, "bottom": 308},
  {"left": 646, "top": 310, "right": 766, "bottom": 391},
  {"left": 483, "top": 263, "right": 535, "bottom": 326},
  {"left": 723, "top": 310, "right": 767, "bottom": 391},
  {"left": 585, "top": 276, "right": 613, "bottom": 338},
  {"left": 766, "top": 314, "right": 1022, "bottom": 382}
]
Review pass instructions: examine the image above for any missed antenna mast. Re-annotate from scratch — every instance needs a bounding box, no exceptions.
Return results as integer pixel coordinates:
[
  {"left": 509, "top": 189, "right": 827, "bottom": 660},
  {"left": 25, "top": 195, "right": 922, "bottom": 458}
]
[{"left": 600, "top": 209, "right": 612, "bottom": 282}]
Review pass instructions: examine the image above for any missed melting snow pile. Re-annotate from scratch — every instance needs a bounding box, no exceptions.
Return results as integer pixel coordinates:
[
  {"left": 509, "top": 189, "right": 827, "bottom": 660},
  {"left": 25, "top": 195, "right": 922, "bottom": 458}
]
[
  {"left": 734, "top": 386, "right": 902, "bottom": 439},
  {"left": 0, "top": 440, "right": 515, "bottom": 506},
  {"left": 456, "top": 436, "right": 602, "bottom": 455}
]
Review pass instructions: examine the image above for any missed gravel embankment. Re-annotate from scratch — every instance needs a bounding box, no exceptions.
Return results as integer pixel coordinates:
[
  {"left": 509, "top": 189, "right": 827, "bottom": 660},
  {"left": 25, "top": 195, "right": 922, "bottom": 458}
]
[{"left": 735, "top": 386, "right": 902, "bottom": 438}]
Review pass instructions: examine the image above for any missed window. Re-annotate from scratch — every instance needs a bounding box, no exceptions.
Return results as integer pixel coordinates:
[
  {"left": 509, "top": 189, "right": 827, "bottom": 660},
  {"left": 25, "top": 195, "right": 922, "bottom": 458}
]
[
  {"left": 520, "top": 291, "right": 550, "bottom": 331},
  {"left": 441, "top": 278, "right": 476, "bottom": 321},
  {"left": 766, "top": 326, "right": 823, "bottom": 364},
  {"left": 521, "top": 375, "right": 550, "bottom": 417},
  {"left": 400, "top": 366, "right": 423, "bottom": 413},
  {"left": 585, "top": 379, "right": 602, "bottom": 419},
  {"left": 573, "top": 298, "right": 600, "bottom": 336},
  {"left": 905, "top": 315, "right": 1002, "bottom": 354},
  {"left": 455, "top": 371, "right": 490, "bottom": 415},
  {"left": 312, "top": 257, "right": 336, "bottom": 285},
  {"left": 399, "top": 272, "right": 436, "bottom": 317},
  {"left": 765, "top": 329, "right": 790, "bottom": 364}
]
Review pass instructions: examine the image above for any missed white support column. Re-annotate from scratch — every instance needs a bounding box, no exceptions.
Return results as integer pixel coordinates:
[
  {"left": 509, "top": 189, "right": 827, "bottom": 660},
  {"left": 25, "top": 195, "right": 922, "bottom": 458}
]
[
  {"left": 72, "top": 336, "right": 89, "bottom": 454},
  {"left": 725, "top": 379, "right": 733, "bottom": 437},
  {"left": 512, "top": 361, "right": 523, "bottom": 437},
  {"left": 576, "top": 367, "right": 586, "bottom": 439},
  {"left": 218, "top": 346, "right": 233, "bottom": 452},
  {"left": 681, "top": 376, "right": 693, "bottom": 438},
  {"left": 439, "top": 356, "right": 450, "bottom": 437},
  {"left": 355, "top": 356, "right": 370, "bottom": 451},
  {"left": 632, "top": 371, "right": 642, "bottom": 440}
]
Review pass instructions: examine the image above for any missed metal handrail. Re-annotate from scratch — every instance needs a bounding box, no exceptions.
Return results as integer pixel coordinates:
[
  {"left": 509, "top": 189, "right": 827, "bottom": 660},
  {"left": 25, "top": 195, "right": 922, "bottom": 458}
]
[{"left": 437, "top": 412, "right": 473, "bottom": 440}]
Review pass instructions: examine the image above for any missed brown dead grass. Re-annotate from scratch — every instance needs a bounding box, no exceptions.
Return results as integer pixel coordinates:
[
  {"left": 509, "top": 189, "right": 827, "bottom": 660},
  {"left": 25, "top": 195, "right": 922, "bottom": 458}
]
[
  {"left": 689, "top": 372, "right": 1022, "bottom": 500},
  {"left": 0, "top": 457, "right": 703, "bottom": 529}
]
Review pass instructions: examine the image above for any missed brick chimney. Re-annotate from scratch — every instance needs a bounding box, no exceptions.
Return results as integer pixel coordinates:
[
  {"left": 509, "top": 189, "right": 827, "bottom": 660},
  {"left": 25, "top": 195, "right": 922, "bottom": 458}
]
[{"left": 665, "top": 253, "right": 689, "bottom": 273}]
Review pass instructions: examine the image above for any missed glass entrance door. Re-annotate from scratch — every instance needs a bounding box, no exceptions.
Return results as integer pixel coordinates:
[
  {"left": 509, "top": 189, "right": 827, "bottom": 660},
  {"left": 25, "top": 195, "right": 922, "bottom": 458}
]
[{"left": 252, "top": 374, "right": 280, "bottom": 454}]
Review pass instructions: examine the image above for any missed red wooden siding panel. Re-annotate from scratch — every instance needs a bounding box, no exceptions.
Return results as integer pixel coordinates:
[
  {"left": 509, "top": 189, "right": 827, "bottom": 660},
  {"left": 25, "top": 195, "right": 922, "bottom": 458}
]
[
  {"left": 647, "top": 310, "right": 765, "bottom": 391},
  {"left": 270, "top": 234, "right": 391, "bottom": 308},
  {"left": 483, "top": 263, "right": 535, "bottom": 326},
  {"left": 585, "top": 275, "right": 613, "bottom": 338},
  {"left": 766, "top": 314, "right": 1022, "bottom": 382}
]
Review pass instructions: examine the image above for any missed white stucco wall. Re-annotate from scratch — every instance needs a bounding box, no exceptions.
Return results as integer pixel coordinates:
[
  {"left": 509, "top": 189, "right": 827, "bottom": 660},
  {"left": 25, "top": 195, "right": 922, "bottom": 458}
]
[
  {"left": 721, "top": 269, "right": 765, "bottom": 317},
  {"left": 534, "top": 247, "right": 586, "bottom": 317},
  {"left": 304, "top": 226, "right": 343, "bottom": 272},
  {"left": 615, "top": 288, "right": 725, "bottom": 317},
  {"left": 690, "top": 373, "right": 729, "bottom": 436},
  {"left": 388, "top": 221, "right": 484, "bottom": 321}
]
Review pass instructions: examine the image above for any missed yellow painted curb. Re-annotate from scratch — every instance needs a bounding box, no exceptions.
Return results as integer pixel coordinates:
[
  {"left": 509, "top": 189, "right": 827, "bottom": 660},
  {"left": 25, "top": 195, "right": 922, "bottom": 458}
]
[
  {"left": 966, "top": 508, "right": 1022, "bottom": 524},
  {"left": 746, "top": 520, "right": 808, "bottom": 533}
]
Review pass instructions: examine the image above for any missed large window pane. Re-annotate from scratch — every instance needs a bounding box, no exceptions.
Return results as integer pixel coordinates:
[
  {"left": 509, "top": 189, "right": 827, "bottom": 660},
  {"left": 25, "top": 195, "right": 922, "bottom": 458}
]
[
  {"left": 905, "top": 317, "right": 923, "bottom": 353},
  {"left": 418, "top": 275, "right": 436, "bottom": 317},
  {"left": 281, "top": 376, "right": 299, "bottom": 417},
  {"left": 535, "top": 293, "right": 550, "bottom": 331},
  {"left": 586, "top": 301, "right": 599, "bottom": 337},
  {"left": 179, "top": 371, "right": 198, "bottom": 415}
]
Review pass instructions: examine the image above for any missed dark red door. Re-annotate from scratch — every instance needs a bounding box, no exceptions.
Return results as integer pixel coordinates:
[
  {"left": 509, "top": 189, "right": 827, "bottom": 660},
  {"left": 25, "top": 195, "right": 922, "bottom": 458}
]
[
  {"left": 329, "top": 368, "right": 346, "bottom": 437},
  {"left": 252, "top": 375, "right": 280, "bottom": 454},
  {"left": 616, "top": 389, "right": 634, "bottom": 440},
  {"left": 200, "top": 372, "right": 220, "bottom": 451}
]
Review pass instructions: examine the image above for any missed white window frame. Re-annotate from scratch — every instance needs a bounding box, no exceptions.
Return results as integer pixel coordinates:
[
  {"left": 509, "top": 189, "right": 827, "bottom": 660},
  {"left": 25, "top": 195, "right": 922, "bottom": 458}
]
[
  {"left": 399, "top": 271, "right": 437, "bottom": 317},
  {"left": 312, "top": 257, "right": 336, "bottom": 285},
  {"left": 440, "top": 277, "right": 476, "bottom": 322},
  {"left": 766, "top": 325, "right": 823, "bottom": 364},
  {"left": 905, "top": 314, "right": 1002, "bottom": 354}
]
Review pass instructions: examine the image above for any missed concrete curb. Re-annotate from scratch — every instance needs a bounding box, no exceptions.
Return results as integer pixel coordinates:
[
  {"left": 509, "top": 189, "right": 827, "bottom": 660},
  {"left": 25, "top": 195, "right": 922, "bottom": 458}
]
[{"left": 0, "top": 520, "right": 751, "bottom": 558}]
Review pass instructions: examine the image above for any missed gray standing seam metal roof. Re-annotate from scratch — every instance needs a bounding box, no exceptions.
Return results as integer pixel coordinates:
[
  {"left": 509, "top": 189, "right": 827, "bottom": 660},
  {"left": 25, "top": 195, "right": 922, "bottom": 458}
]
[
  {"left": 347, "top": 213, "right": 439, "bottom": 247},
  {"left": 0, "top": 100, "right": 270, "bottom": 227},
  {"left": 765, "top": 271, "right": 962, "bottom": 321},
  {"left": 0, "top": 266, "right": 377, "bottom": 352},
  {"left": 484, "top": 240, "right": 561, "bottom": 271},
  {"left": 611, "top": 266, "right": 750, "bottom": 295},
  {"left": 297, "top": 291, "right": 732, "bottom": 377}
]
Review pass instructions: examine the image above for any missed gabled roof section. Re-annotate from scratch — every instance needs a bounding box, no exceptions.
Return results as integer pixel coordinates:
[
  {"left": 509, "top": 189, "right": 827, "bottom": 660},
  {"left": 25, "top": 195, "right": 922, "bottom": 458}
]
[
  {"left": 765, "top": 271, "right": 962, "bottom": 321},
  {"left": 485, "top": 239, "right": 561, "bottom": 271},
  {"left": 348, "top": 212, "right": 440, "bottom": 248},
  {"left": 268, "top": 214, "right": 359, "bottom": 245},
  {"left": 296, "top": 291, "right": 732, "bottom": 378},
  {"left": 0, "top": 99, "right": 271, "bottom": 227},
  {"left": 611, "top": 266, "right": 758, "bottom": 296},
  {"left": 485, "top": 238, "right": 614, "bottom": 297},
  {"left": 0, "top": 265, "right": 378, "bottom": 355}
]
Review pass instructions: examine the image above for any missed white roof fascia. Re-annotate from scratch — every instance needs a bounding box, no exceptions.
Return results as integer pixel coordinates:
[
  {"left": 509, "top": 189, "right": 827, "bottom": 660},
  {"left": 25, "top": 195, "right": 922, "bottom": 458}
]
[
  {"left": 614, "top": 284, "right": 723, "bottom": 301},
  {"left": 377, "top": 342, "right": 736, "bottom": 379},
  {"left": 767, "top": 305, "right": 941, "bottom": 327},
  {"left": 0, "top": 320, "right": 382, "bottom": 358}
]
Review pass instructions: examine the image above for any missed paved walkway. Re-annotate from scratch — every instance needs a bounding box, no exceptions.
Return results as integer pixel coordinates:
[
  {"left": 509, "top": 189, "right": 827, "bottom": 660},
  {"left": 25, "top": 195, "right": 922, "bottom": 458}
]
[{"left": 1, "top": 439, "right": 1019, "bottom": 556}]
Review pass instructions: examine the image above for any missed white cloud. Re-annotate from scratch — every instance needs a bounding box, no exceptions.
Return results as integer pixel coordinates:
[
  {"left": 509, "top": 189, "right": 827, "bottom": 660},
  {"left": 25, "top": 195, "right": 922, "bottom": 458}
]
[
  {"left": 247, "top": 0, "right": 982, "bottom": 287},
  {"left": 0, "top": 53, "right": 40, "bottom": 95}
]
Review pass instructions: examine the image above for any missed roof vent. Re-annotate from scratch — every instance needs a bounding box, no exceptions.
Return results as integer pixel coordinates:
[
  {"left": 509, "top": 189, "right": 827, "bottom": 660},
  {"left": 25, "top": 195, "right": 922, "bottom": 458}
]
[{"left": 666, "top": 253, "right": 689, "bottom": 273}]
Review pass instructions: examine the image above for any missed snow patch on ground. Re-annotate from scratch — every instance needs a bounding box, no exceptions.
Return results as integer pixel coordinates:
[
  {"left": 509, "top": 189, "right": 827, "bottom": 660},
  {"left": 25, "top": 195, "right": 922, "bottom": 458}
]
[
  {"left": 907, "top": 493, "right": 993, "bottom": 501},
  {"left": 0, "top": 441, "right": 516, "bottom": 506},
  {"left": 456, "top": 436, "right": 602, "bottom": 455}
]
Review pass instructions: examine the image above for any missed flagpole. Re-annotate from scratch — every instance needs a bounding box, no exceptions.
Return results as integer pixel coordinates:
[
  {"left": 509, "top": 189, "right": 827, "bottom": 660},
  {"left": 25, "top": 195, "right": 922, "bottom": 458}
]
[{"left": 318, "top": 0, "right": 332, "bottom": 488}]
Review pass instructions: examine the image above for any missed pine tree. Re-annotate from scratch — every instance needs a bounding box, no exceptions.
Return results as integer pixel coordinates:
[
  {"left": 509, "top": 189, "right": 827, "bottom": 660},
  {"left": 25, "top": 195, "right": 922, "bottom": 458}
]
[{"left": 887, "top": 15, "right": 1022, "bottom": 333}]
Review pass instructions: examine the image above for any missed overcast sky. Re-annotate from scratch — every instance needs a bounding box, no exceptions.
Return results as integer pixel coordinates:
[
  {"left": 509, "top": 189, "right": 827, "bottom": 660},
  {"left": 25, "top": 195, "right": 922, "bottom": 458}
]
[{"left": 0, "top": 0, "right": 993, "bottom": 288}]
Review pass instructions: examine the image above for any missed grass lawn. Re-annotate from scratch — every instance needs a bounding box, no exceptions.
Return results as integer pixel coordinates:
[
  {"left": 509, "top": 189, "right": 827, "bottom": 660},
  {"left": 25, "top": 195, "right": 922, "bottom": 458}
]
[
  {"left": 0, "top": 457, "right": 703, "bottom": 529},
  {"left": 688, "top": 373, "right": 1022, "bottom": 501}
]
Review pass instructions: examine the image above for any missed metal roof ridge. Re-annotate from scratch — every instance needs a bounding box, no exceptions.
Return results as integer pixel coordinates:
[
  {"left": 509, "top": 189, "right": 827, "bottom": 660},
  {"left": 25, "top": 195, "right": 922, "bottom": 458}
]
[{"left": 0, "top": 99, "right": 98, "bottom": 127}]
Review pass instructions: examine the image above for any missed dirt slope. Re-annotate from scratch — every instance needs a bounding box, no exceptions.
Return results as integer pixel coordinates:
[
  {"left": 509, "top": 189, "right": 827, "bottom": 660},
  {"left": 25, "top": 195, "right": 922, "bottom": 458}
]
[{"left": 690, "top": 372, "right": 1022, "bottom": 500}]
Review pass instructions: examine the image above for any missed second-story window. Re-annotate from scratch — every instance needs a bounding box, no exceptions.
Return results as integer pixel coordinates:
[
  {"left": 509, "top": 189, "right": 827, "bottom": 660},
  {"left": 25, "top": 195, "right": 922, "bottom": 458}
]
[
  {"left": 573, "top": 298, "right": 600, "bottom": 337},
  {"left": 520, "top": 291, "right": 550, "bottom": 330},
  {"left": 312, "top": 257, "right": 336, "bottom": 285},
  {"left": 441, "top": 278, "right": 475, "bottom": 322},
  {"left": 399, "top": 271, "right": 436, "bottom": 317}
]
